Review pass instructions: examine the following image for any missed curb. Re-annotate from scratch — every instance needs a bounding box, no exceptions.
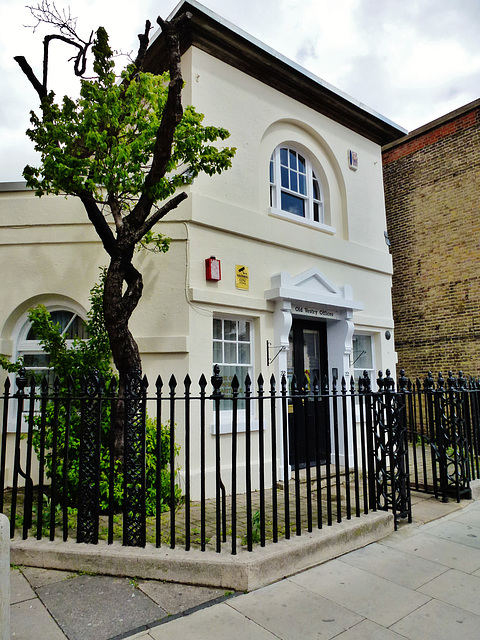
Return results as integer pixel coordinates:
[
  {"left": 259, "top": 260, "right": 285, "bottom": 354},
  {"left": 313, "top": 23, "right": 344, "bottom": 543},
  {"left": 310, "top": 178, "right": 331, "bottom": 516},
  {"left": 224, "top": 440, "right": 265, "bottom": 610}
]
[{"left": 11, "top": 510, "right": 393, "bottom": 592}]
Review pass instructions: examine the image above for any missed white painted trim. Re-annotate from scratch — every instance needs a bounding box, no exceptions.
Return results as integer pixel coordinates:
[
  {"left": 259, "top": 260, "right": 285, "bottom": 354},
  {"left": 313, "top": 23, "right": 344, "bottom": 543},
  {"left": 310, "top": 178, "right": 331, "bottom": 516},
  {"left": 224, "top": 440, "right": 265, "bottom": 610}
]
[
  {"left": 269, "top": 207, "right": 336, "bottom": 234},
  {"left": 265, "top": 269, "right": 364, "bottom": 312}
]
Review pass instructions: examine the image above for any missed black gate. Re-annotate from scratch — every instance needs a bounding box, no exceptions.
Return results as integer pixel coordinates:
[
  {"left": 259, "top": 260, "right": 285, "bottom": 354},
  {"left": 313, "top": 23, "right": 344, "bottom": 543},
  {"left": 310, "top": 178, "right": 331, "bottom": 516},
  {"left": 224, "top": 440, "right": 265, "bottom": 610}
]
[{"left": 407, "top": 371, "right": 480, "bottom": 502}]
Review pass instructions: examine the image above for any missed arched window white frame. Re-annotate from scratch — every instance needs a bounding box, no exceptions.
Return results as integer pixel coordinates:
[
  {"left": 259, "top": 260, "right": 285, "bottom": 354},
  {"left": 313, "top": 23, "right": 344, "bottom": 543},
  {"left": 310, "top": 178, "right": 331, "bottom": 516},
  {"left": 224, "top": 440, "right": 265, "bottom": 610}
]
[
  {"left": 270, "top": 146, "right": 324, "bottom": 224},
  {"left": 16, "top": 307, "right": 88, "bottom": 385},
  {"left": 7, "top": 304, "right": 87, "bottom": 431}
]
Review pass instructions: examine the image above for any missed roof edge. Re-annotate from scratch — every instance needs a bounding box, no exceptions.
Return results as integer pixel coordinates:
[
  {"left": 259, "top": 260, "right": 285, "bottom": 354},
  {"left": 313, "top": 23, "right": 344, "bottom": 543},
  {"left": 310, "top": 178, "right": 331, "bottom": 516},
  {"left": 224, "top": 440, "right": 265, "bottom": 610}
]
[
  {"left": 383, "top": 98, "right": 480, "bottom": 152},
  {"left": 0, "top": 181, "right": 29, "bottom": 192},
  {"left": 147, "top": 0, "right": 407, "bottom": 145}
]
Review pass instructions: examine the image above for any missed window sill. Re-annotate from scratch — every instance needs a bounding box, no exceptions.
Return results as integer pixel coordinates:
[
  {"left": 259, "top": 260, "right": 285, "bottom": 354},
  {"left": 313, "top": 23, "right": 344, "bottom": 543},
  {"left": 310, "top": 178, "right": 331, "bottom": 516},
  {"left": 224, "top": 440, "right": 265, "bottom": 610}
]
[
  {"left": 210, "top": 419, "right": 260, "bottom": 435},
  {"left": 269, "top": 207, "right": 336, "bottom": 234}
]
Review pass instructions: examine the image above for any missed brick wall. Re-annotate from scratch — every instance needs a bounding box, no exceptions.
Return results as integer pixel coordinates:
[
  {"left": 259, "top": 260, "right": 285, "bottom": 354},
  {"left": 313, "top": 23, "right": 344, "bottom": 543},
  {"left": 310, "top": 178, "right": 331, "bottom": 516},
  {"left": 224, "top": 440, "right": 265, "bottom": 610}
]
[{"left": 383, "top": 102, "right": 480, "bottom": 382}]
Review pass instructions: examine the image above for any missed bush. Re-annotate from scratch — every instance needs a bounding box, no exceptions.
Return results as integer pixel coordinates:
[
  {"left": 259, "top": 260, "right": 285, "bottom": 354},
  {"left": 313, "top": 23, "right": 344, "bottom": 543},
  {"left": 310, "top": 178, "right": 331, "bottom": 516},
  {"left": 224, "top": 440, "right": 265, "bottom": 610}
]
[{"left": 32, "top": 404, "right": 181, "bottom": 515}]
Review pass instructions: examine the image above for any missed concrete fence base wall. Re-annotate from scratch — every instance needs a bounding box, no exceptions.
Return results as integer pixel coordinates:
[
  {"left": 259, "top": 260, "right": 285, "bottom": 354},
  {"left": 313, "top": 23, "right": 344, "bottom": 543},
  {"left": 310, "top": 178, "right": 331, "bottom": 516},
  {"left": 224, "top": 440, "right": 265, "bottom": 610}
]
[
  {"left": 0, "top": 513, "right": 10, "bottom": 640},
  {"left": 10, "top": 511, "right": 393, "bottom": 592}
]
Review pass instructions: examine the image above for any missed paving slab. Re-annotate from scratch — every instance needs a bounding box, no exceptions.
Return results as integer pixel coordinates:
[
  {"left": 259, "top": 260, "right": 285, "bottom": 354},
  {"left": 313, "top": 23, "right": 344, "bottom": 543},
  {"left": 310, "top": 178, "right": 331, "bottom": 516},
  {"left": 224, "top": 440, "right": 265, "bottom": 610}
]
[
  {"left": 418, "top": 568, "right": 480, "bottom": 616},
  {"left": 425, "top": 520, "right": 480, "bottom": 549},
  {"left": 390, "top": 598, "right": 480, "bottom": 640},
  {"left": 228, "top": 578, "right": 362, "bottom": 640},
  {"left": 407, "top": 496, "right": 465, "bottom": 523},
  {"left": 289, "top": 558, "right": 430, "bottom": 627},
  {"left": 21, "top": 566, "right": 77, "bottom": 589},
  {"left": 340, "top": 542, "right": 448, "bottom": 589},
  {"left": 331, "top": 618, "right": 407, "bottom": 639},
  {"left": 10, "top": 569, "right": 36, "bottom": 604},
  {"left": 381, "top": 531, "right": 480, "bottom": 573},
  {"left": 36, "top": 574, "right": 167, "bottom": 640},
  {"left": 138, "top": 580, "right": 225, "bottom": 615},
  {"left": 148, "top": 602, "right": 278, "bottom": 640},
  {"left": 448, "top": 507, "right": 480, "bottom": 528},
  {"left": 10, "top": 597, "right": 67, "bottom": 640}
]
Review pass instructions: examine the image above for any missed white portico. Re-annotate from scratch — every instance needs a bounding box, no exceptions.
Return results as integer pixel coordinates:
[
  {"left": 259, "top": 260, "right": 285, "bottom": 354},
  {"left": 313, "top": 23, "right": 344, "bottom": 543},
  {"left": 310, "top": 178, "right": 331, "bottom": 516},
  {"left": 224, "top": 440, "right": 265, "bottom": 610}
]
[
  {"left": 265, "top": 268, "right": 365, "bottom": 470},
  {"left": 265, "top": 268, "right": 364, "bottom": 387}
]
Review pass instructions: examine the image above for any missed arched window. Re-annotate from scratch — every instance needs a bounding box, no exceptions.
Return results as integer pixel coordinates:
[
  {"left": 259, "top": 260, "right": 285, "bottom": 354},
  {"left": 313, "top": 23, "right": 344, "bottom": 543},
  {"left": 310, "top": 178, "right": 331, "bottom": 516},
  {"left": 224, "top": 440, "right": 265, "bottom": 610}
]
[
  {"left": 270, "top": 146, "right": 324, "bottom": 224},
  {"left": 17, "top": 309, "right": 87, "bottom": 383}
]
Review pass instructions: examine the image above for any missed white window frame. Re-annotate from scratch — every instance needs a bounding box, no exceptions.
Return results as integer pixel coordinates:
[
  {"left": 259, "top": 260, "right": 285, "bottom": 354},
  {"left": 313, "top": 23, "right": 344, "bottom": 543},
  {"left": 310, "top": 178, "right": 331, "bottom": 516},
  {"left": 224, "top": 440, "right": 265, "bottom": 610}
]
[
  {"left": 8, "top": 304, "right": 87, "bottom": 432},
  {"left": 352, "top": 333, "right": 375, "bottom": 390},
  {"left": 16, "top": 308, "right": 87, "bottom": 383},
  {"left": 211, "top": 316, "right": 257, "bottom": 434},
  {"left": 269, "top": 145, "right": 335, "bottom": 234}
]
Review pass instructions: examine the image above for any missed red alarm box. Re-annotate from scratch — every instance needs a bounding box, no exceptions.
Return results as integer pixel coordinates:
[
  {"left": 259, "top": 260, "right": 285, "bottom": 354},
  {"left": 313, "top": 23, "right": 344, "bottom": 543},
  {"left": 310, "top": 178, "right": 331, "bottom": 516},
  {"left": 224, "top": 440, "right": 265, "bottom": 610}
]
[{"left": 205, "top": 256, "right": 221, "bottom": 281}]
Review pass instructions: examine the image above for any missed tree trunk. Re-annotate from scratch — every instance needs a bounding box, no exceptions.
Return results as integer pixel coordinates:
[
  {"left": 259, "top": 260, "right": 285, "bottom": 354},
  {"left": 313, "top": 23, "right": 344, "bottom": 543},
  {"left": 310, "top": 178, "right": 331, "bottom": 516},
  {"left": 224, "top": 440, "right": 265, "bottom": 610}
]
[{"left": 103, "top": 253, "right": 144, "bottom": 459}]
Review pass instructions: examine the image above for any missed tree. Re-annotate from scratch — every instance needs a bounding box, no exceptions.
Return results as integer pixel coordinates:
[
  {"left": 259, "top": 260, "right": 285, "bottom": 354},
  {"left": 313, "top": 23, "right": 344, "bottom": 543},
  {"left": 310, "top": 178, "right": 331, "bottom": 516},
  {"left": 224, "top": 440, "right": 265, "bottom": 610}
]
[{"left": 15, "top": 3, "right": 236, "bottom": 449}]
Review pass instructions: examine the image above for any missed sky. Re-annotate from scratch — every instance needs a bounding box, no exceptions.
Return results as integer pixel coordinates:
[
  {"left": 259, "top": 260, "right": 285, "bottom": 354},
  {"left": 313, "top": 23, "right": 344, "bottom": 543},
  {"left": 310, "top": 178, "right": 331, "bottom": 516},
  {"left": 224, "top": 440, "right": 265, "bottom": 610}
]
[{"left": 1, "top": 0, "right": 479, "bottom": 182}]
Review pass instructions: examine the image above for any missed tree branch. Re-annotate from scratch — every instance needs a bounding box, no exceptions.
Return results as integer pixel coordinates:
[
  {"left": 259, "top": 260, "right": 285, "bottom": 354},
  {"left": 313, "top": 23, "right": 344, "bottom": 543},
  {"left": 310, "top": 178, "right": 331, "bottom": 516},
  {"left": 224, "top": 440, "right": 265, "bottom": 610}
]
[
  {"left": 127, "top": 12, "right": 191, "bottom": 228},
  {"left": 16, "top": 4, "right": 93, "bottom": 100},
  {"left": 43, "top": 33, "right": 90, "bottom": 89},
  {"left": 27, "top": 2, "right": 83, "bottom": 42},
  {"left": 135, "top": 191, "right": 188, "bottom": 242},
  {"left": 107, "top": 194, "right": 123, "bottom": 232},
  {"left": 79, "top": 191, "right": 118, "bottom": 257},
  {"left": 145, "top": 14, "right": 187, "bottom": 185},
  {"left": 132, "top": 20, "right": 151, "bottom": 72},
  {"left": 14, "top": 55, "right": 46, "bottom": 100},
  {"left": 117, "top": 20, "right": 151, "bottom": 104}
]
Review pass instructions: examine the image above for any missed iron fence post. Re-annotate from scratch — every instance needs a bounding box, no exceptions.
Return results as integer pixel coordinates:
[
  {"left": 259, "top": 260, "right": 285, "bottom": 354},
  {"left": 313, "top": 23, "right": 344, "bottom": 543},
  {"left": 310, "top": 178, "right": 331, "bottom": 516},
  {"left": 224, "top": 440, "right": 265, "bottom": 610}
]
[
  {"left": 60, "top": 377, "right": 73, "bottom": 542},
  {"left": 398, "top": 370, "right": 412, "bottom": 523},
  {"left": 184, "top": 374, "right": 192, "bottom": 551},
  {"left": 270, "top": 375, "right": 278, "bottom": 542},
  {"left": 78, "top": 374, "right": 102, "bottom": 544},
  {"left": 168, "top": 375, "right": 177, "bottom": 549},
  {"left": 314, "top": 376, "right": 323, "bottom": 527},
  {"left": 231, "top": 374, "right": 239, "bottom": 555},
  {"left": 11, "top": 369, "right": 27, "bottom": 538},
  {"left": 108, "top": 377, "right": 117, "bottom": 545},
  {"left": 211, "top": 364, "right": 223, "bottom": 553},
  {"left": 22, "top": 376, "right": 36, "bottom": 538},
  {"left": 281, "top": 373, "right": 290, "bottom": 539},
  {"left": 122, "top": 370, "right": 147, "bottom": 547},
  {"left": 291, "top": 374, "right": 302, "bottom": 534},
  {"left": 258, "top": 374, "right": 266, "bottom": 546},
  {"left": 199, "top": 374, "right": 207, "bottom": 551},
  {"left": 0, "top": 378, "right": 11, "bottom": 516},
  {"left": 36, "top": 378, "right": 48, "bottom": 540}
]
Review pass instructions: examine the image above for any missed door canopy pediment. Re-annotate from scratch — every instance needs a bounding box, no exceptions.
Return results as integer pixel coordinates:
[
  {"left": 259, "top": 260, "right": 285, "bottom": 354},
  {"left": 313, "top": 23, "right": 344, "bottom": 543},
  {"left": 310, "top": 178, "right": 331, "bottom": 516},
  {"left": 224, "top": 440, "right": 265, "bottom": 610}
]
[{"left": 265, "top": 268, "right": 363, "bottom": 312}]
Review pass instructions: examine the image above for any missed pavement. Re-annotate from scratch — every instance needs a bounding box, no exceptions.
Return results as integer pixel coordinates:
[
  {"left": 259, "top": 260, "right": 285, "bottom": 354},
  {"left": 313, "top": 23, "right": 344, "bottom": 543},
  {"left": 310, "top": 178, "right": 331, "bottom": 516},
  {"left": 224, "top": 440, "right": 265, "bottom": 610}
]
[{"left": 9, "top": 491, "right": 480, "bottom": 640}]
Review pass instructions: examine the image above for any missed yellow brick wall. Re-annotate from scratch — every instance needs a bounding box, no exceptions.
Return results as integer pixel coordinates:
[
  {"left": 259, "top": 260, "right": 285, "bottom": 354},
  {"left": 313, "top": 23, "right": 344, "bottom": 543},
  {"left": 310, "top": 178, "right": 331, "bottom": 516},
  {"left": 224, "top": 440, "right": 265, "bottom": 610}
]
[{"left": 383, "top": 105, "right": 480, "bottom": 383}]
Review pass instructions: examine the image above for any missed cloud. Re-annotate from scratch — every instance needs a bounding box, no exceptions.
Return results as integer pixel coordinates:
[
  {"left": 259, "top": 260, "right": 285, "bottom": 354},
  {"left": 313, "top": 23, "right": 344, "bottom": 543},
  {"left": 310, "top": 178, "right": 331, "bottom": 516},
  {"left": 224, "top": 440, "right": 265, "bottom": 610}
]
[{"left": 1, "top": 0, "right": 478, "bottom": 180}]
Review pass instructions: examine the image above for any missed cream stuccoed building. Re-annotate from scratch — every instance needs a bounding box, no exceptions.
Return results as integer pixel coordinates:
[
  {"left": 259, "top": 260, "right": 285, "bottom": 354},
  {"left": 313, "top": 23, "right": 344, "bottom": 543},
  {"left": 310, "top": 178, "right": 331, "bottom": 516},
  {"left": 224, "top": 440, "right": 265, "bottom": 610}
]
[{"left": 0, "top": 0, "right": 406, "bottom": 495}]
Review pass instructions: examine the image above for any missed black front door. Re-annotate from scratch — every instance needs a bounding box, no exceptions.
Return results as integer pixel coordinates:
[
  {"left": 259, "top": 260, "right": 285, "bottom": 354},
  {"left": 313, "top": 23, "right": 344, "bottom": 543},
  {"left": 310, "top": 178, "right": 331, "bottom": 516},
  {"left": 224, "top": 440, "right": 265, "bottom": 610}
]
[{"left": 288, "top": 319, "right": 329, "bottom": 467}]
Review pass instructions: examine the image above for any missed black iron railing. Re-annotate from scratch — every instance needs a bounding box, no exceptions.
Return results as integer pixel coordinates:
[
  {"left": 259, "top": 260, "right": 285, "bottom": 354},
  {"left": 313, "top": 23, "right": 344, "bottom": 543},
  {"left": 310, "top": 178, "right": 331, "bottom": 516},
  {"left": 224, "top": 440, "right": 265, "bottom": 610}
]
[
  {"left": 1, "top": 366, "right": 479, "bottom": 553},
  {"left": 405, "top": 370, "right": 480, "bottom": 501}
]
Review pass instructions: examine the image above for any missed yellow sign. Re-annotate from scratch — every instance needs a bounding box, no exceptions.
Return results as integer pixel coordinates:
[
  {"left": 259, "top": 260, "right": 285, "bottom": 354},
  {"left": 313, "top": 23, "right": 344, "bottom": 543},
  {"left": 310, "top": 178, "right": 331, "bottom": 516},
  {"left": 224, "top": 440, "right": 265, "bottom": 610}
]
[{"left": 235, "top": 265, "right": 249, "bottom": 290}]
